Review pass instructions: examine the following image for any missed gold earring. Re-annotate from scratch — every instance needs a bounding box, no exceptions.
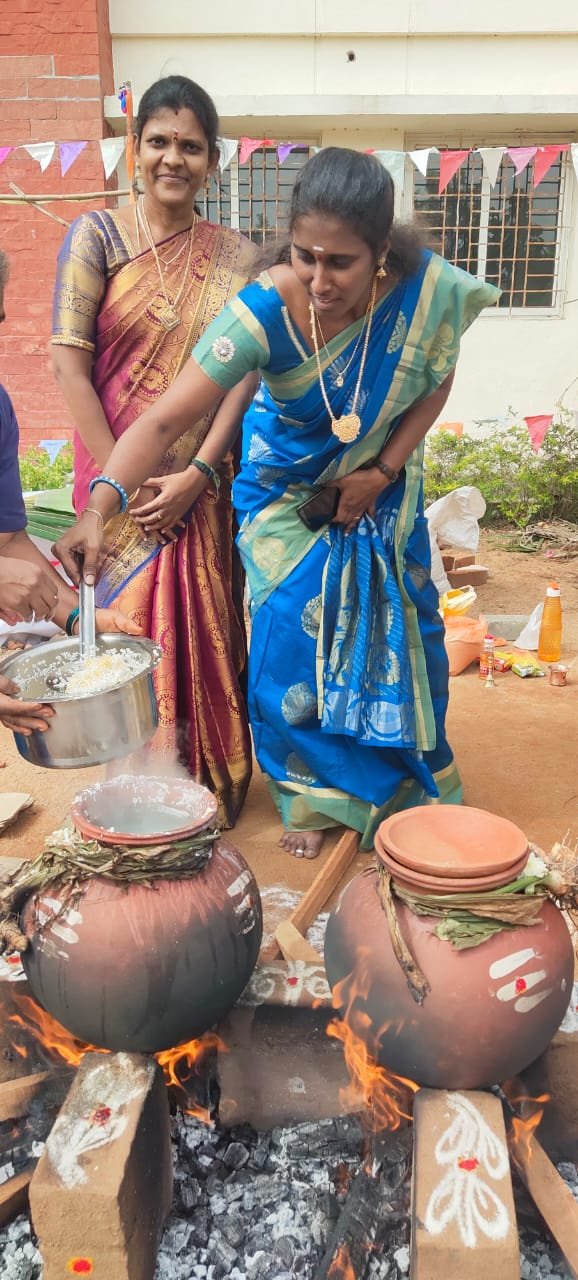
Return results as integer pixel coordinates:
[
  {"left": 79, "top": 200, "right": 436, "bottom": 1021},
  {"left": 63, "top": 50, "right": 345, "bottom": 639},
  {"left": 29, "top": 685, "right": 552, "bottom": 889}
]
[{"left": 376, "top": 258, "right": 387, "bottom": 279}]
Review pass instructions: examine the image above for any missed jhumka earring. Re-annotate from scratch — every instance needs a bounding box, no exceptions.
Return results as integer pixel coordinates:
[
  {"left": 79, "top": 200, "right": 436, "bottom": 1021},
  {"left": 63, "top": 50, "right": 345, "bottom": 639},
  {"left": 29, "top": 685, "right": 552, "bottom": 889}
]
[{"left": 376, "top": 257, "right": 387, "bottom": 279}]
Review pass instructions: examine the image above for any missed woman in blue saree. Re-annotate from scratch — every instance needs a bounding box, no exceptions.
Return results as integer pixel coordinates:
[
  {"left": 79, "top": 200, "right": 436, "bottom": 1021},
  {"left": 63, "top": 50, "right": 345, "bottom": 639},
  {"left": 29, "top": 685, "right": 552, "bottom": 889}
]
[{"left": 53, "top": 149, "right": 500, "bottom": 858}]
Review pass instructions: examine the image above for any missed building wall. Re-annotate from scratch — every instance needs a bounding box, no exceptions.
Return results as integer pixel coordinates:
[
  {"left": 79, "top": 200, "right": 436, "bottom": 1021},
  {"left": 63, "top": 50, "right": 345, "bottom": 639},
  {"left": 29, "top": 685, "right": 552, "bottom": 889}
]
[{"left": 0, "top": 0, "right": 114, "bottom": 450}]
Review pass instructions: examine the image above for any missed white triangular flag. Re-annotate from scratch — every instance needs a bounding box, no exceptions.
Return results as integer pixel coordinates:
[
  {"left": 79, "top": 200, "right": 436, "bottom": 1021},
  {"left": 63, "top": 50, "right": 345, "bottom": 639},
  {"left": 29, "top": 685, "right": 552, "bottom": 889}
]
[
  {"left": 374, "top": 150, "right": 406, "bottom": 192},
  {"left": 23, "top": 142, "right": 55, "bottom": 173},
  {"left": 409, "top": 147, "right": 436, "bottom": 178},
  {"left": 217, "top": 137, "right": 238, "bottom": 173},
  {"left": 99, "top": 136, "right": 126, "bottom": 179},
  {"left": 477, "top": 147, "right": 505, "bottom": 188},
  {"left": 571, "top": 143, "right": 578, "bottom": 182}
]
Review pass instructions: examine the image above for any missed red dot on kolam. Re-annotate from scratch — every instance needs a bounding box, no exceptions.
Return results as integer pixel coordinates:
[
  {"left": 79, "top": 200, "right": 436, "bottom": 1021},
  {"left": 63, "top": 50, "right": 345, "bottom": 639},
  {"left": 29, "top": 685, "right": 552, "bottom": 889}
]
[
  {"left": 515, "top": 977, "right": 527, "bottom": 993},
  {"left": 287, "top": 976, "right": 298, "bottom": 986},
  {"left": 457, "top": 1158, "right": 479, "bottom": 1172},
  {"left": 68, "top": 1260, "right": 93, "bottom": 1275}
]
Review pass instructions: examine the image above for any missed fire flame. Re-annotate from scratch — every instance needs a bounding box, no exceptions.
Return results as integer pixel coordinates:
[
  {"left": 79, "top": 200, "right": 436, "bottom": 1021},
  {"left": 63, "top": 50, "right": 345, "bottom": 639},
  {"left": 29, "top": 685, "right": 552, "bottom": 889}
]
[
  {"left": 327, "top": 950, "right": 419, "bottom": 1131},
  {"left": 503, "top": 1080, "right": 549, "bottom": 1165},
  {"left": 327, "top": 1243, "right": 355, "bottom": 1279},
  {"left": 8, "top": 994, "right": 224, "bottom": 1121}
]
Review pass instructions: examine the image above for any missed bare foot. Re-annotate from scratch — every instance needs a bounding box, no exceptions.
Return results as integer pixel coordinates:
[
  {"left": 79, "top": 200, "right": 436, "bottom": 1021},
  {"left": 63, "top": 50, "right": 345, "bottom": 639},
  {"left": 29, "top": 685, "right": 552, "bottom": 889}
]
[{"left": 279, "top": 831, "right": 325, "bottom": 860}]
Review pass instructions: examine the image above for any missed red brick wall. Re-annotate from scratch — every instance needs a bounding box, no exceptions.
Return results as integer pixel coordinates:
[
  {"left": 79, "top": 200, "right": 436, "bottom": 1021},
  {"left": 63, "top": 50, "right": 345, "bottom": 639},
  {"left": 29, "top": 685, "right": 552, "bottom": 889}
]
[{"left": 0, "top": 0, "right": 115, "bottom": 452}]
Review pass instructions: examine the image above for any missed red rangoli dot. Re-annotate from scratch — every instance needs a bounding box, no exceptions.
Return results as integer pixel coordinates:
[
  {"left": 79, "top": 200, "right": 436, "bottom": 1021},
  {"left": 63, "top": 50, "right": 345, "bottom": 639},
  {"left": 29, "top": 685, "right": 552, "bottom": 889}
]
[
  {"left": 515, "top": 978, "right": 527, "bottom": 993},
  {"left": 457, "top": 1158, "right": 479, "bottom": 1172},
  {"left": 287, "top": 977, "right": 298, "bottom": 986},
  {"left": 68, "top": 1260, "right": 93, "bottom": 1275},
  {"left": 91, "top": 1107, "right": 112, "bottom": 1126},
  {"left": 7, "top": 954, "right": 20, "bottom": 965}
]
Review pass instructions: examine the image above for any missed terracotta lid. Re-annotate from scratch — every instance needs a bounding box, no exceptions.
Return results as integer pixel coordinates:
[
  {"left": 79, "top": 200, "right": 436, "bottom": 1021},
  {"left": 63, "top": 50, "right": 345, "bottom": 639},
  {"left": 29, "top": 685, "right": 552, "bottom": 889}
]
[
  {"left": 376, "top": 841, "right": 530, "bottom": 894},
  {"left": 376, "top": 805, "right": 529, "bottom": 880},
  {"left": 71, "top": 773, "right": 218, "bottom": 847}
]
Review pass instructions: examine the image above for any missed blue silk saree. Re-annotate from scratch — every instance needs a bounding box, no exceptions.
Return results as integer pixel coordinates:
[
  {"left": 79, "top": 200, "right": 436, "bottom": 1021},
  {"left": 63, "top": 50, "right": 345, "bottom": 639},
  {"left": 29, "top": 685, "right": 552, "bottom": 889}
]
[{"left": 192, "top": 250, "right": 499, "bottom": 846}]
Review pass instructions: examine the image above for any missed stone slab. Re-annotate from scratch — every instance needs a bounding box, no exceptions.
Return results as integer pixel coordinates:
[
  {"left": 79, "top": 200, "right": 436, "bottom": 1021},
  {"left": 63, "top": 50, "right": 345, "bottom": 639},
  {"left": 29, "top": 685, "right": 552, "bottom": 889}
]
[
  {"left": 411, "top": 1089, "right": 519, "bottom": 1280},
  {"left": 30, "top": 1051, "right": 172, "bottom": 1280}
]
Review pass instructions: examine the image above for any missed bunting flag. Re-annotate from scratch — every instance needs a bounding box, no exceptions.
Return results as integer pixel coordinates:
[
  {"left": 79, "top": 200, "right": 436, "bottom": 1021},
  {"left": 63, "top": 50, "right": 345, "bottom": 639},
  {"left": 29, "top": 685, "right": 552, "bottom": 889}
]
[
  {"left": 239, "top": 137, "right": 274, "bottom": 165},
  {"left": 0, "top": 147, "right": 13, "bottom": 167},
  {"left": 409, "top": 147, "right": 436, "bottom": 177},
  {"left": 533, "top": 144, "right": 569, "bottom": 188},
  {"left": 40, "top": 439, "right": 68, "bottom": 465},
  {"left": 99, "top": 136, "right": 126, "bottom": 179},
  {"left": 23, "top": 142, "right": 55, "bottom": 172},
  {"left": 277, "top": 143, "right": 298, "bottom": 165},
  {"left": 572, "top": 143, "right": 578, "bottom": 182},
  {"left": 438, "top": 150, "right": 470, "bottom": 194},
  {"left": 524, "top": 414, "right": 553, "bottom": 452},
  {"left": 506, "top": 146, "right": 537, "bottom": 177},
  {"left": 374, "top": 150, "right": 406, "bottom": 191},
  {"left": 478, "top": 147, "right": 505, "bottom": 188},
  {"left": 59, "top": 140, "right": 88, "bottom": 178},
  {"left": 217, "top": 137, "right": 238, "bottom": 173}
]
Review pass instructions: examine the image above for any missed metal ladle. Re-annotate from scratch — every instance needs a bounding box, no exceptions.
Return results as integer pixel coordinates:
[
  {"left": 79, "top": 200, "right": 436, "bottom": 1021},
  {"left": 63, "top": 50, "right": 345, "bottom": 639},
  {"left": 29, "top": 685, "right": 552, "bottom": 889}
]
[{"left": 45, "top": 573, "right": 97, "bottom": 694}]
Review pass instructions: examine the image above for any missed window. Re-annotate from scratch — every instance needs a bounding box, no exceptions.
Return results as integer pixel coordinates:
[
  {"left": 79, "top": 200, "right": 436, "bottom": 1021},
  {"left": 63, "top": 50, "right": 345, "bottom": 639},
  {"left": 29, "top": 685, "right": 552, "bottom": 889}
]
[
  {"left": 199, "top": 147, "right": 313, "bottom": 246},
  {"left": 412, "top": 150, "right": 567, "bottom": 310}
]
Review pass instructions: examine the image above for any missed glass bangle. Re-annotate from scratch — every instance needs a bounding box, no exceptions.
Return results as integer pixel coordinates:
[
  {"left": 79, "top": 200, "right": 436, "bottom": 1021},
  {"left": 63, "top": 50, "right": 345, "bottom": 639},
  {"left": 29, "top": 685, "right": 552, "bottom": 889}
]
[
  {"left": 65, "top": 607, "right": 80, "bottom": 637},
  {"left": 189, "top": 458, "right": 220, "bottom": 493},
  {"left": 88, "top": 475, "right": 129, "bottom": 513}
]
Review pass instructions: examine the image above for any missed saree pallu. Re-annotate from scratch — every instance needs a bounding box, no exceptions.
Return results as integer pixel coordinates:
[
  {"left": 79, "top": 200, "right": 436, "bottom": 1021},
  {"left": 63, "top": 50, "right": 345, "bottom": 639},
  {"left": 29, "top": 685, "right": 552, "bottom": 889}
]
[
  {"left": 192, "top": 251, "right": 500, "bottom": 845},
  {"left": 53, "top": 213, "right": 256, "bottom": 825}
]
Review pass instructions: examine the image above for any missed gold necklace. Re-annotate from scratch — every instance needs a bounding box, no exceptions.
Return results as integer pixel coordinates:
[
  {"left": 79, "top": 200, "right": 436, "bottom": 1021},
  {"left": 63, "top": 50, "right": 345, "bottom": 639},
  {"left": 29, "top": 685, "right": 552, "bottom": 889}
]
[
  {"left": 309, "top": 277, "right": 378, "bottom": 443},
  {"left": 314, "top": 310, "right": 367, "bottom": 388},
  {"left": 137, "top": 197, "right": 197, "bottom": 332}
]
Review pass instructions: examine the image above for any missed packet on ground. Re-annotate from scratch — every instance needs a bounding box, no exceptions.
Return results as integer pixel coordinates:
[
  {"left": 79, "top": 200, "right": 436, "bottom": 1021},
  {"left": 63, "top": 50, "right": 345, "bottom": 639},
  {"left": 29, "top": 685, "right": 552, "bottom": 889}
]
[{"left": 510, "top": 652, "right": 545, "bottom": 678}]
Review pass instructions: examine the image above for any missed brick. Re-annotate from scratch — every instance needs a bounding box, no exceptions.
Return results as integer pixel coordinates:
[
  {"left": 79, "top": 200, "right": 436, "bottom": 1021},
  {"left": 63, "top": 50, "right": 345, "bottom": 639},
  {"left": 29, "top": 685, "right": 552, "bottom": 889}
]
[
  {"left": 519, "top": 1030, "right": 578, "bottom": 1162},
  {"left": 447, "top": 565, "right": 489, "bottom": 588},
  {"left": 28, "top": 119, "right": 103, "bottom": 141},
  {"left": 0, "top": 78, "right": 27, "bottom": 97},
  {"left": 0, "top": 55, "right": 53, "bottom": 75},
  {"left": 411, "top": 1090, "right": 519, "bottom": 1280},
  {"left": 53, "top": 56, "right": 100, "bottom": 76},
  {"left": 57, "top": 100, "right": 103, "bottom": 121},
  {"left": 218, "top": 1004, "right": 362, "bottom": 1129},
  {"left": 29, "top": 1052, "right": 172, "bottom": 1280},
  {"left": 28, "top": 75, "right": 100, "bottom": 99}
]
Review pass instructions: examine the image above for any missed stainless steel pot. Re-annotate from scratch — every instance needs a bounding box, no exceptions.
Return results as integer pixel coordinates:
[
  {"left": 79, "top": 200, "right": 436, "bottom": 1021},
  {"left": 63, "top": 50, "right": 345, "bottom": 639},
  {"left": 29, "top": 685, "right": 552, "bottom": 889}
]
[{"left": 1, "top": 634, "right": 162, "bottom": 769}]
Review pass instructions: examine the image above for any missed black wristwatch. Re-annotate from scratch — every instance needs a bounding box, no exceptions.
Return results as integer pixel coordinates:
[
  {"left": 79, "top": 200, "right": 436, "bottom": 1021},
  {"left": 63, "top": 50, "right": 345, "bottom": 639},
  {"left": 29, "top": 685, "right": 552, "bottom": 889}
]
[{"left": 374, "top": 459, "right": 399, "bottom": 484}]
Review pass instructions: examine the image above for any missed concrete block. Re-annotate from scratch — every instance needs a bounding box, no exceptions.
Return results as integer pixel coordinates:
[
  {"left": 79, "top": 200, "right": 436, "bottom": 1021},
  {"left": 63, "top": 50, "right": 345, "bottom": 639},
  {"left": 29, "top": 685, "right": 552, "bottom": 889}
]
[
  {"left": 411, "top": 1089, "right": 519, "bottom": 1280},
  {"left": 218, "top": 1004, "right": 362, "bottom": 1129},
  {"left": 30, "top": 1052, "right": 172, "bottom": 1280}
]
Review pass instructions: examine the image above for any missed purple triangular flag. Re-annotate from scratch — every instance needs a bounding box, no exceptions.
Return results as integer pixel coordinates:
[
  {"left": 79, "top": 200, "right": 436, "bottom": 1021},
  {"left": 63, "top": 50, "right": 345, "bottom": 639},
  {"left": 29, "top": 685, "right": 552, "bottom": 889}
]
[
  {"left": 0, "top": 147, "right": 13, "bottom": 167},
  {"left": 59, "top": 140, "right": 88, "bottom": 178},
  {"left": 506, "top": 146, "right": 537, "bottom": 177},
  {"left": 277, "top": 143, "right": 296, "bottom": 165}
]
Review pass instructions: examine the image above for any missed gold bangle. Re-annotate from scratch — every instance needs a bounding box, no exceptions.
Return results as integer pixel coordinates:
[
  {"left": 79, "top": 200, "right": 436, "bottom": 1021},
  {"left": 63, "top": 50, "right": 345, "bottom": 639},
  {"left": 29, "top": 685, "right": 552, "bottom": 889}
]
[{"left": 84, "top": 506, "right": 105, "bottom": 529}]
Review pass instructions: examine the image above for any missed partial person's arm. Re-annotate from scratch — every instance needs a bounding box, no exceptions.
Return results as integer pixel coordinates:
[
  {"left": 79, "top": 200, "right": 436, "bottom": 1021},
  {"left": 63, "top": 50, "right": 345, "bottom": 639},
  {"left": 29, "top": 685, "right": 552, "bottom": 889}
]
[{"left": 51, "top": 346, "right": 115, "bottom": 469}]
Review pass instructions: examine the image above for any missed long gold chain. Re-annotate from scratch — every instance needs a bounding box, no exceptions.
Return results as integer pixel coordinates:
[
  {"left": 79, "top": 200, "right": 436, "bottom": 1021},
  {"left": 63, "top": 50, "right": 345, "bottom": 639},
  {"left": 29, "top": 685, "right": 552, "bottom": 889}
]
[
  {"left": 309, "top": 276, "right": 378, "bottom": 443},
  {"left": 314, "top": 307, "right": 368, "bottom": 388},
  {"left": 137, "top": 196, "right": 197, "bottom": 332}
]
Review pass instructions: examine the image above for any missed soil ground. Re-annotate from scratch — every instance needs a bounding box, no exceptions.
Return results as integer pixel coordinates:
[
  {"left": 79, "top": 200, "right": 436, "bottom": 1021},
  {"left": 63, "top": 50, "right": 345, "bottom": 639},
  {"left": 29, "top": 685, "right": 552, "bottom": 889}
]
[{"left": 0, "top": 531, "right": 576, "bottom": 909}]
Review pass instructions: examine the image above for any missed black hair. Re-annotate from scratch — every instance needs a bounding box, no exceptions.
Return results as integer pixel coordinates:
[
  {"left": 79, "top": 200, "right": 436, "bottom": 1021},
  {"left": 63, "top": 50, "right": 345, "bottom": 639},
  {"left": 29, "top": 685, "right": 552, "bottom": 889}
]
[
  {"left": 259, "top": 146, "right": 424, "bottom": 279},
  {"left": 135, "top": 75, "right": 219, "bottom": 162}
]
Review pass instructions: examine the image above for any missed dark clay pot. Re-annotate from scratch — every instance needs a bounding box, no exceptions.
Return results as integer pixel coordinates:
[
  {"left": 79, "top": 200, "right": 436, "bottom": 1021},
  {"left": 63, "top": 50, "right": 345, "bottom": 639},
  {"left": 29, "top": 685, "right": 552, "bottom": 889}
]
[
  {"left": 20, "top": 836, "right": 262, "bottom": 1053},
  {"left": 324, "top": 807, "right": 574, "bottom": 1090}
]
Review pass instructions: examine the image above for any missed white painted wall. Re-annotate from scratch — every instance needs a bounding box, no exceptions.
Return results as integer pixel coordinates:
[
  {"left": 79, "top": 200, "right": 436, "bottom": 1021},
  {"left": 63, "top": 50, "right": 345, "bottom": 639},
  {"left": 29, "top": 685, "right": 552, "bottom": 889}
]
[{"left": 107, "top": 2, "right": 578, "bottom": 424}]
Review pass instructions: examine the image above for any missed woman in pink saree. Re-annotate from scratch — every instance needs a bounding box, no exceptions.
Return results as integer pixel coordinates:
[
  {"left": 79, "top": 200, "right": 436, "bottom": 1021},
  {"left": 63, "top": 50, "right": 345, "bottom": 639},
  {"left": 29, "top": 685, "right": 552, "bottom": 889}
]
[{"left": 51, "top": 77, "right": 257, "bottom": 825}]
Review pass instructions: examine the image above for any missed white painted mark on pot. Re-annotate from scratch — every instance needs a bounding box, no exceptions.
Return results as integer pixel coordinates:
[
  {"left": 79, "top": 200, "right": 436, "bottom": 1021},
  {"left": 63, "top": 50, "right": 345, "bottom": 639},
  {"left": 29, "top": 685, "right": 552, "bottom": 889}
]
[
  {"left": 227, "top": 870, "right": 252, "bottom": 898},
  {"left": 496, "top": 969, "right": 547, "bottom": 1002},
  {"left": 514, "top": 988, "right": 553, "bottom": 1014},
  {"left": 288, "top": 1076, "right": 306, "bottom": 1094},
  {"left": 488, "top": 948, "right": 536, "bottom": 979},
  {"left": 424, "top": 1092, "right": 510, "bottom": 1248}
]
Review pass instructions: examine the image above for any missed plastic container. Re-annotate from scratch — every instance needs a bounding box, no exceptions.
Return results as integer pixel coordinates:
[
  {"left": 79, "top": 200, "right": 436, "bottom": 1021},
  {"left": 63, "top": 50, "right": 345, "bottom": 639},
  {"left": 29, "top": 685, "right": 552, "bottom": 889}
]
[
  {"left": 479, "top": 634, "right": 495, "bottom": 681},
  {"left": 538, "top": 582, "right": 562, "bottom": 663}
]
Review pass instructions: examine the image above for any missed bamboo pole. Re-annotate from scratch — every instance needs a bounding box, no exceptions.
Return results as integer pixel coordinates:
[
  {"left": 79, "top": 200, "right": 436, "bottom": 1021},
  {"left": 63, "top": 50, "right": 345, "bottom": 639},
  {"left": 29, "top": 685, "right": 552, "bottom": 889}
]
[{"left": 0, "top": 190, "right": 130, "bottom": 203}]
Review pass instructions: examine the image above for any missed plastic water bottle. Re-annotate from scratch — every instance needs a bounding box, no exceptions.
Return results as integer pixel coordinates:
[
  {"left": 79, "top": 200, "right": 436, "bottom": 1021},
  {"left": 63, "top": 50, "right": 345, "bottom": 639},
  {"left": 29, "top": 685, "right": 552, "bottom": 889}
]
[
  {"left": 479, "top": 634, "right": 496, "bottom": 686},
  {"left": 537, "top": 582, "right": 562, "bottom": 663}
]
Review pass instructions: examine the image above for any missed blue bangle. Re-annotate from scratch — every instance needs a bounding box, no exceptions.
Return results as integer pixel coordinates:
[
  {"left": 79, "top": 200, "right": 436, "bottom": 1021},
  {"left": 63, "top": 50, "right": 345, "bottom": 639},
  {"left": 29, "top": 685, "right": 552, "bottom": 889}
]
[
  {"left": 65, "top": 607, "right": 80, "bottom": 637},
  {"left": 89, "top": 475, "right": 129, "bottom": 513},
  {"left": 189, "top": 458, "right": 220, "bottom": 493}
]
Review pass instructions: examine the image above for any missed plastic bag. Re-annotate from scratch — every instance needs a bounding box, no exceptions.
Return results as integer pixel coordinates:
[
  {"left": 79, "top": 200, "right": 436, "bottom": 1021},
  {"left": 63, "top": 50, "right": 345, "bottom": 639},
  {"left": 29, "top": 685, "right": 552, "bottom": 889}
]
[
  {"left": 440, "top": 587, "right": 477, "bottom": 617},
  {"left": 426, "top": 486, "right": 486, "bottom": 592},
  {"left": 514, "top": 603, "right": 543, "bottom": 650},
  {"left": 444, "top": 614, "right": 487, "bottom": 676}
]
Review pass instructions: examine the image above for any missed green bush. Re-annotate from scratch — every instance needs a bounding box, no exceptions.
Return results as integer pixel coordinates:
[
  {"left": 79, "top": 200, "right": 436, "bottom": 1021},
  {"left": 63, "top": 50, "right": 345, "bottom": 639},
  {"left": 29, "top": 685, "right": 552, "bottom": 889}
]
[
  {"left": 19, "top": 443, "right": 74, "bottom": 494},
  {"left": 424, "top": 408, "right": 578, "bottom": 527}
]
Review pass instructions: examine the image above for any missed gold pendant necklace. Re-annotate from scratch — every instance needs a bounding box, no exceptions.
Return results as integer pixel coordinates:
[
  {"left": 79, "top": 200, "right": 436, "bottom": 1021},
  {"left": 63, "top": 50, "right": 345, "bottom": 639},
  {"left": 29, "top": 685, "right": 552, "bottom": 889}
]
[
  {"left": 309, "top": 276, "right": 378, "bottom": 443},
  {"left": 137, "top": 197, "right": 197, "bottom": 332},
  {"left": 315, "top": 313, "right": 366, "bottom": 387}
]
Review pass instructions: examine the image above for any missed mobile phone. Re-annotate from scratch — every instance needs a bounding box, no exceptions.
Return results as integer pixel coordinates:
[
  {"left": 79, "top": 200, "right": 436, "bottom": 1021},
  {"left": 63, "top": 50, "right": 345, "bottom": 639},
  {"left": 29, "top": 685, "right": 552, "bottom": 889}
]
[{"left": 296, "top": 488, "right": 339, "bottom": 531}]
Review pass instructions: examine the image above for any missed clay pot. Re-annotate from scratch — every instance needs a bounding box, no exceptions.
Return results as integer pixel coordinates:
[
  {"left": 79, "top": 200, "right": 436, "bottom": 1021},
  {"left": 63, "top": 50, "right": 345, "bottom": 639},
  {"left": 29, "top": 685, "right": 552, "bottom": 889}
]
[
  {"left": 324, "top": 805, "right": 573, "bottom": 1089},
  {"left": 20, "top": 778, "right": 262, "bottom": 1053}
]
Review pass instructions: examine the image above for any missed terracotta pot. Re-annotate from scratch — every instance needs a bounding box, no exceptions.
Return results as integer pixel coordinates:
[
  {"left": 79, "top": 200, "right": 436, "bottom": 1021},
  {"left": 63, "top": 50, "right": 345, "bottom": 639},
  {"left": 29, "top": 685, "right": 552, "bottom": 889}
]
[
  {"left": 324, "top": 806, "right": 573, "bottom": 1089},
  {"left": 70, "top": 773, "right": 219, "bottom": 846},
  {"left": 20, "top": 832, "right": 262, "bottom": 1053}
]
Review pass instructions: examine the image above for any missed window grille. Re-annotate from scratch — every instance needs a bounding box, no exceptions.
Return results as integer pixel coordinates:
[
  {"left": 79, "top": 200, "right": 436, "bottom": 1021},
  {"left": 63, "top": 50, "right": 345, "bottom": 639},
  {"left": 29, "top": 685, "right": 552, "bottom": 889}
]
[
  {"left": 412, "top": 150, "right": 567, "bottom": 310},
  {"left": 199, "top": 147, "right": 313, "bottom": 245}
]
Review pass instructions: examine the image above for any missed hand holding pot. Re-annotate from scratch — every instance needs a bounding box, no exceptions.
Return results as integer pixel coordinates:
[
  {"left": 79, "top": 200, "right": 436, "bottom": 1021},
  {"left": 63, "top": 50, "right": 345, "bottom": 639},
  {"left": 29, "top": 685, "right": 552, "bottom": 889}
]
[{"left": 0, "top": 674, "right": 53, "bottom": 735}]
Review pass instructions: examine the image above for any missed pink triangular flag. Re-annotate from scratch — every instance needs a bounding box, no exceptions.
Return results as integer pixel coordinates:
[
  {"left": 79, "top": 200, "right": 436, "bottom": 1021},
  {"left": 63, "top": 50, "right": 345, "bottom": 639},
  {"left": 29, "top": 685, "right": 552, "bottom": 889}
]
[
  {"left": 239, "top": 137, "right": 274, "bottom": 165},
  {"left": 533, "top": 144, "right": 569, "bottom": 188},
  {"left": 524, "top": 414, "right": 553, "bottom": 452},
  {"left": 506, "top": 146, "right": 537, "bottom": 177},
  {"left": 59, "top": 140, "right": 87, "bottom": 177},
  {"left": 0, "top": 147, "right": 13, "bottom": 166},
  {"left": 277, "top": 143, "right": 296, "bottom": 165},
  {"left": 438, "top": 150, "right": 470, "bottom": 195}
]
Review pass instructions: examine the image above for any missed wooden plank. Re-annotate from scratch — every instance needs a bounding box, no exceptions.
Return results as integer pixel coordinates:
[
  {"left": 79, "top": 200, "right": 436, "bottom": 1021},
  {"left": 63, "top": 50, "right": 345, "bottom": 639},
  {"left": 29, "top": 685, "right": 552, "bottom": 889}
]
[
  {"left": 508, "top": 1128, "right": 578, "bottom": 1279},
  {"left": 275, "top": 921, "right": 323, "bottom": 965},
  {"left": 0, "top": 1164, "right": 35, "bottom": 1228},
  {"left": 261, "top": 828, "right": 360, "bottom": 963},
  {"left": 0, "top": 1068, "right": 73, "bottom": 1123}
]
